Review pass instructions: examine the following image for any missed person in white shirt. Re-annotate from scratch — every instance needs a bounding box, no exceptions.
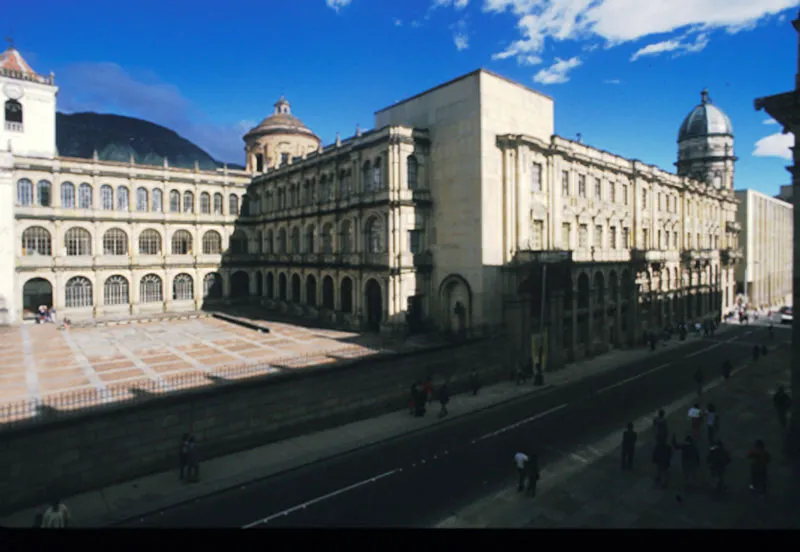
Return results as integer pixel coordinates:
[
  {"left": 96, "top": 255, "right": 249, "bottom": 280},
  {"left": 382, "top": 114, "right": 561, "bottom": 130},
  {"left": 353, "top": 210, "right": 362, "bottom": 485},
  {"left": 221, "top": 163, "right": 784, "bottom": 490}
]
[
  {"left": 688, "top": 404, "right": 703, "bottom": 440},
  {"left": 514, "top": 451, "right": 529, "bottom": 492},
  {"left": 40, "top": 499, "right": 70, "bottom": 528}
]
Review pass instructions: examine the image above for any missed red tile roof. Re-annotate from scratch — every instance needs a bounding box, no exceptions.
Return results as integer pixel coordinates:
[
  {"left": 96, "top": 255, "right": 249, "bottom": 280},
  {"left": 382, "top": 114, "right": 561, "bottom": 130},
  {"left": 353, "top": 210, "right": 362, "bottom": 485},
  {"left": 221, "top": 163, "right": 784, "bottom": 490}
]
[{"left": 0, "top": 46, "right": 37, "bottom": 75}]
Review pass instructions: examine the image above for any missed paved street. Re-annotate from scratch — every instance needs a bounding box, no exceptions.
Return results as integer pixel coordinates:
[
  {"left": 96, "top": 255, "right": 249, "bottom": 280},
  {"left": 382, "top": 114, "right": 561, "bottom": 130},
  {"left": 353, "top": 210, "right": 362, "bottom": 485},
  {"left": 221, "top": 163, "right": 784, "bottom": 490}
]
[{"left": 114, "top": 324, "right": 779, "bottom": 527}]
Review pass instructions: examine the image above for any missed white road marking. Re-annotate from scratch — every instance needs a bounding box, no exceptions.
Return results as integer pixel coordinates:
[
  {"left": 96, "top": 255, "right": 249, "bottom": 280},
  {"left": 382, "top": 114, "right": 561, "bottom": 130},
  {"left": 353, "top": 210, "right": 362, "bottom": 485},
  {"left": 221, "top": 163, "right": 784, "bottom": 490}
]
[
  {"left": 241, "top": 469, "right": 402, "bottom": 528},
  {"left": 475, "top": 403, "right": 569, "bottom": 442},
  {"left": 685, "top": 344, "right": 720, "bottom": 358},
  {"left": 596, "top": 363, "right": 671, "bottom": 394}
]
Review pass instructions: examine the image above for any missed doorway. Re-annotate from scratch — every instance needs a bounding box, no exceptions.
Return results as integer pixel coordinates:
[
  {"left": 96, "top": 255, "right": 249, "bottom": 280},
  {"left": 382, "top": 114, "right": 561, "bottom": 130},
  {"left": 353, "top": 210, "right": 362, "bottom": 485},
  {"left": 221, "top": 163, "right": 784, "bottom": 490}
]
[
  {"left": 365, "top": 279, "right": 382, "bottom": 332},
  {"left": 23, "top": 278, "right": 53, "bottom": 319},
  {"left": 407, "top": 294, "right": 423, "bottom": 334}
]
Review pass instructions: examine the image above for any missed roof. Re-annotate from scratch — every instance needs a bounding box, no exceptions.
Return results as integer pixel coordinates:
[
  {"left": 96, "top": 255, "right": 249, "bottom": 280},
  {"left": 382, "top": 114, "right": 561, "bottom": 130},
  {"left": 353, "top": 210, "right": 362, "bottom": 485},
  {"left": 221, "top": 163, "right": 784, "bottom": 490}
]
[
  {"left": 678, "top": 89, "right": 733, "bottom": 142},
  {"left": 374, "top": 68, "right": 552, "bottom": 115},
  {"left": 243, "top": 97, "right": 319, "bottom": 142},
  {"left": 0, "top": 45, "right": 51, "bottom": 84}
]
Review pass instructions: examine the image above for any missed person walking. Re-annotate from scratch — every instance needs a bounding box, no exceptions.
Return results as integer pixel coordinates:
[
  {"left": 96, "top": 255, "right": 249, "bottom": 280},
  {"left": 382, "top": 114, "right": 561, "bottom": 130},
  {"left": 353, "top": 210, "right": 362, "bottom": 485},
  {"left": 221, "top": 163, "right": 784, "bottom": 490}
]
[
  {"left": 706, "top": 404, "right": 719, "bottom": 444},
  {"left": 721, "top": 360, "right": 732, "bottom": 382},
  {"left": 40, "top": 498, "right": 70, "bottom": 528},
  {"left": 470, "top": 370, "right": 481, "bottom": 396},
  {"left": 179, "top": 433, "right": 190, "bottom": 480},
  {"left": 525, "top": 454, "right": 541, "bottom": 497},
  {"left": 438, "top": 382, "right": 450, "bottom": 418},
  {"left": 773, "top": 385, "right": 792, "bottom": 430},
  {"left": 514, "top": 450, "right": 529, "bottom": 492},
  {"left": 707, "top": 440, "right": 731, "bottom": 496},
  {"left": 747, "top": 439, "right": 771, "bottom": 496},
  {"left": 652, "top": 439, "right": 673, "bottom": 488},
  {"left": 185, "top": 434, "right": 199, "bottom": 483},
  {"left": 653, "top": 409, "right": 669, "bottom": 443},
  {"left": 688, "top": 403, "right": 703, "bottom": 440},
  {"left": 423, "top": 377, "right": 434, "bottom": 406},
  {"left": 672, "top": 434, "right": 701, "bottom": 489},
  {"left": 621, "top": 422, "right": 637, "bottom": 471}
]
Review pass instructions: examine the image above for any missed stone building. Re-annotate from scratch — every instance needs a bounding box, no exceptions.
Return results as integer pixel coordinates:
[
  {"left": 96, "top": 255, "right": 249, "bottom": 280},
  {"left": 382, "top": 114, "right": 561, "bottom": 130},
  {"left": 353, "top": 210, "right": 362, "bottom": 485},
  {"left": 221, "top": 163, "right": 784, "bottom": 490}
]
[{"left": 734, "top": 189, "right": 793, "bottom": 309}]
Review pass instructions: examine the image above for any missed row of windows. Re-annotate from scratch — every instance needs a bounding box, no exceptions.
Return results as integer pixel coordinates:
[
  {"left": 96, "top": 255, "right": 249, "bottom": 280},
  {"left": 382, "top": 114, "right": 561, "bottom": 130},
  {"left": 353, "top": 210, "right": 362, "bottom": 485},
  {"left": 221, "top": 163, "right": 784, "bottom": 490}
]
[
  {"left": 21, "top": 227, "right": 224, "bottom": 256},
  {"left": 553, "top": 222, "right": 725, "bottom": 251},
  {"left": 52, "top": 273, "right": 216, "bottom": 308},
  {"left": 15, "top": 179, "right": 243, "bottom": 215}
]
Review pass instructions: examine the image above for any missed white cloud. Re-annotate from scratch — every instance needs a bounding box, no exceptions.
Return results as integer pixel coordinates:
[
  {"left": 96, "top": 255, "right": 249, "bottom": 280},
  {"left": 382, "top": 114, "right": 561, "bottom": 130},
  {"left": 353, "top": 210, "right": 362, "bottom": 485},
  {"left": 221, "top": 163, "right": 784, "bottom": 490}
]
[
  {"left": 753, "top": 131, "right": 794, "bottom": 160},
  {"left": 452, "top": 19, "right": 470, "bottom": 50},
  {"left": 533, "top": 56, "right": 582, "bottom": 84},
  {"left": 411, "top": 20, "right": 422, "bottom": 27},
  {"left": 481, "top": 0, "right": 797, "bottom": 65},
  {"left": 326, "top": 0, "right": 352, "bottom": 12},
  {"left": 604, "top": 78, "right": 621, "bottom": 84},
  {"left": 393, "top": 18, "right": 403, "bottom": 26},
  {"left": 763, "top": 118, "right": 778, "bottom": 125},
  {"left": 630, "top": 32, "right": 709, "bottom": 61},
  {"left": 433, "top": 0, "right": 470, "bottom": 9}
]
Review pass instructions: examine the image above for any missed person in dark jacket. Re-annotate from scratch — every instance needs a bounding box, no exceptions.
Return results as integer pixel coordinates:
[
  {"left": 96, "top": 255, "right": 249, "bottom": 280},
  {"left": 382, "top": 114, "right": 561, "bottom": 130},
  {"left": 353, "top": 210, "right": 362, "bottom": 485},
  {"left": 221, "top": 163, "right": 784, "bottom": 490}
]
[
  {"left": 185, "top": 434, "right": 199, "bottom": 483},
  {"left": 525, "top": 454, "right": 541, "bottom": 497},
  {"left": 721, "top": 360, "right": 732, "bottom": 381},
  {"left": 621, "top": 422, "right": 637, "bottom": 471},
  {"left": 773, "top": 385, "right": 792, "bottom": 430},
  {"left": 747, "top": 439, "right": 771, "bottom": 495},
  {"left": 652, "top": 440, "right": 672, "bottom": 487},
  {"left": 707, "top": 440, "right": 731, "bottom": 495},
  {"left": 672, "top": 434, "right": 700, "bottom": 488},
  {"left": 438, "top": 383, "right": 450, "bottom": 417},
  {"left": 179, "top": 433, "right": 190, "bottom": 480},
  {"left": 653, "top": 409, "right": 668, "bottom": 443}
]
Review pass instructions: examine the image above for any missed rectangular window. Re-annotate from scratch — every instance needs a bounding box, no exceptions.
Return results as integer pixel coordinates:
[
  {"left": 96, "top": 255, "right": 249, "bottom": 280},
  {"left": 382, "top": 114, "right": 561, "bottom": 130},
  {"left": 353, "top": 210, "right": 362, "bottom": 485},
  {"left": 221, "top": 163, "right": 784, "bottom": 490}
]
[
  {"left": 594, "top": 225, "right": 602, "bottom": 247},
  {"left": 657, "top": 230, "right": 662, "bottom": 249},
  {"left": 408, "top": 230, "right": 423, "bottom": 254},
  {"left": 658, "top": 193, "right": 663, "bottom": 211},
  {"left": 281, "top": 152, "right": 290, "bottom": 166},
  {"left": 609, "top": 182, "right": 616, "bottom": 203},
  {"left": 643, "top": 228, "right": 649, "bottom": 249},
  {"left": 622, "top": 184, "right": 629, "bottom": 205},
  {"left": 595, "top": 178, "right": 602, "bottom": 200},
  {"left": 531, "top": 220, "right": 544, "bottom": 250},
  {"left": 531, "top": 163, "right": 542, "bottom": 193},
  {"left": 578, "top": 175, "right": 586, "bottom": 198},
  {"left": 609, "top": 226, "right": 617, "bottom": 249},
  {"left": 578, "top": 224, "right": 588, "bottom": 248},
  {"left": 561, "top": 171, "right": 569, "bottom": 197},
  {"left": 673, "top": 231, "right": 678, "bottom": 249},
  {"left": 641, "top": 189, "right": 648, "bottom": 210},
  {"left": 562, "top": 222, "right": 571, "bottom": 249},
  {"left": 622, "top": 227, "right": 630, "bottom": 249}
]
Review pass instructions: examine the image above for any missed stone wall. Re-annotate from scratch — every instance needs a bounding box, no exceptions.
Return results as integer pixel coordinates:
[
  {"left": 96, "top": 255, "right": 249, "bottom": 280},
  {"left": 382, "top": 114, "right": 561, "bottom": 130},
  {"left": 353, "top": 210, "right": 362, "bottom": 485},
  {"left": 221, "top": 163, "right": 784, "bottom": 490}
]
[{"left": 0, "top": 335, "right": 510, "bottom": 513}]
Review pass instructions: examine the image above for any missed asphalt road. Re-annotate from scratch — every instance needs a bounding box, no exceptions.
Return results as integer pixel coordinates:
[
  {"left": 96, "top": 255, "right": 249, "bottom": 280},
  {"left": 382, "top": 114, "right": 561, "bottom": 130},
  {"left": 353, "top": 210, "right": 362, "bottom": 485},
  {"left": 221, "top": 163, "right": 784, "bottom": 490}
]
[{"left": 118, "top": 324, "right": 785, "bottom": 528}]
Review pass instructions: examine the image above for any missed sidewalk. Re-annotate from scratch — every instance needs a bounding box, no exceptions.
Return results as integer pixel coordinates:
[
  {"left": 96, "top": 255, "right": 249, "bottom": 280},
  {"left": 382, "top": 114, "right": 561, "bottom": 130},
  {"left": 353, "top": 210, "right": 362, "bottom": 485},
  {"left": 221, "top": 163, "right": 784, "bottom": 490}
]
[
  {"left": 0, "top": 324, "right": 734, "bottom": 527},
  {"left": 435, "top": 340, "right": 795, "bottom": 529}
]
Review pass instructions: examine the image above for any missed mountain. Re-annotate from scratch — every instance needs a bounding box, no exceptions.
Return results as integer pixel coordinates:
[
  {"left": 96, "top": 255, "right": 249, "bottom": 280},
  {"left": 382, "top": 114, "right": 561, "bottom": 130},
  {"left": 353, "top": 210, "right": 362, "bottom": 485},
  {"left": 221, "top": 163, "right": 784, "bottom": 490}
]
[{"left": 55, "top": 112, "right": 245, "bottom": 171}]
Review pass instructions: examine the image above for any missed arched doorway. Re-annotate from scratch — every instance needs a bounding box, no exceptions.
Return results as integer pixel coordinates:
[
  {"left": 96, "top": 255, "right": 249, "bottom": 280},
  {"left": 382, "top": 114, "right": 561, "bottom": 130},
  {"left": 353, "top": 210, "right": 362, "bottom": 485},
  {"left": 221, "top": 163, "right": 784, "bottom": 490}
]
[
  {"left": 255, "top": 272, "right": 263, "bottom": 297},
  {"left": 231, "top": 271, "right": 249, "bottom": 299},
  {"left": 306, "top": 275, "right": 317, "bottom": 307},
  {"left": 291, "top": 274, "right": 301, "bottom": 303},
  {"left": 340, "top": 277, "right": 353, "bottom": 313},
  {"left": 22, "top": 278, "right": 52, "bottom": 319},
  {"left": 364, "top": 278, "right": 382, "bottom": 332},
  {"left": 440, "top": 275, "right": 471, "bottom": 336},
  {"left": 322, "top": 276, "right": 334, "bottom": 310},
  {"left": 279, "top": 273, "right": 287, "bottom": 300}
]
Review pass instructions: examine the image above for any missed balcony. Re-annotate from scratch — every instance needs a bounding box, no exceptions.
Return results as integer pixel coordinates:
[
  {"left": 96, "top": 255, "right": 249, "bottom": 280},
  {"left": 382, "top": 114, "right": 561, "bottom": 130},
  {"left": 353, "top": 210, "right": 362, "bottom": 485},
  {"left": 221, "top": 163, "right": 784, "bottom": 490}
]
[
  {"left": 726, "top": 221, "right": 742, "bottom": 233},
  {"left": 513, "top": 250, "right": 573, "bottom": 265},
  {"left": 721, "top": 247, "right": 744, "bottom": 266},
  {"left": 681, "top": 249, "right": 719, "bottom": 268}
]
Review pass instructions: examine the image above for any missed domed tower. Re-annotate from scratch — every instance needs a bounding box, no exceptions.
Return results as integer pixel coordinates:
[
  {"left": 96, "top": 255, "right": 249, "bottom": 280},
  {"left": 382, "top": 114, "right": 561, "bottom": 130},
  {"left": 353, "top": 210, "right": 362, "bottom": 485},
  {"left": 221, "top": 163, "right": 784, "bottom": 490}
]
[
  {"left": 243, "top": 97, "right": 321, "bottom": 173},
  {"left": 676, "top": 89, "right": 737, "bottom": 191}
]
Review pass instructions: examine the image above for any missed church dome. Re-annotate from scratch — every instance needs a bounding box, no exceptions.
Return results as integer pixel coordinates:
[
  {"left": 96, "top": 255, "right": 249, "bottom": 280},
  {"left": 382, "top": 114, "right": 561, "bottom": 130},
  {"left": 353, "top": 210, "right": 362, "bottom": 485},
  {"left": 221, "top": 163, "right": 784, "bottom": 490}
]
[
  {"left": 244, "top": 97, "right": 319, "bottom": 142},
  {"left": 678, "top": 89, "right": 733, "bottom": 142}
]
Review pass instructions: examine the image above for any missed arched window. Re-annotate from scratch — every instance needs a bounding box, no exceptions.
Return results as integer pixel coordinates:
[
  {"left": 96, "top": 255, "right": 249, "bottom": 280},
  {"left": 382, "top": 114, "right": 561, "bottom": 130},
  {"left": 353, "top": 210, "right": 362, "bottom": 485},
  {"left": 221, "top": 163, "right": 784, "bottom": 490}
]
[
  {"left": 138, "top": 229, "right": 162, "bottom": 255},
  {"left": 169, "top": 190, "right": 181, "bottom": 212},
  {"left": 171, "top": 230, "right": 193, "bottom": 255},
  {"left": 305, "top": 225, "right": 316, "bottom": 253},
  {"left": 64, "top": 227, "right": 92, "bottom": 256},
  {"left": 104, "top": 275, "right": 129, "bottom": 305},
  {"left": 78, "top": 183, "right": 93, "bottom": 209},
  {"left": 340, "top": 220, "right": 353, "bottom": 254},
  {"left": 230, "top": 230, "right": 248, "bottom": 254},
  {"left": 100, "top": 185, "right": 114, "bottom": 210},
  {"left": 21, "top": 226, "right": 51, "bottom": 256},
  {"left": 140, "top": 274, "right": 163, "bottom": 303},
  {"left": 229, "top": 194, "right": 239, "bottom": 216},
  {"left": 65, "top": 276, "right": 93, "bottom": 308},
  {"left": 136, "top": 187, "right": 149, "bottom": 211},
  {"left": 255, "top": 230, "right": 263, "bottom": 254},
  {"left": 407, "top": 156, "right": 418, "bottom": 190},
  {"left": 200, "top": 192, "right": 211, "bottom": 214},
  {"left": 16, "top": 178, "right": 33, "bottom": 206},
  {"left": 340, "top": 169, "right": 351, "bottom": 196},
  {"left": 713, "top": 172, "right": 723, "bottom": 189},
  {"left": 36, "top": 180, "right": 52, "bottom": 207},
  {"left": 365, "top": 217, "right": 382, "bottom": 253},
  {"left": 362, "top": 161, "right": 371, "bottom": 192},
  {"left": 290, "top": 227, "right": 300, "bottom": 253},
  {"left": 373, "top": 158, "right": 383, "bottom": 190},
  {"left": 152, "top": 189, "right": 163, "bottom": 212},
  {"left": 213, "top": 193, "right": 223, "bottom": 214},
  {"left": 278, "top": 228, "right": 287, "bottom": 253},
  {"left": 61, "top": 182, "right": 76, "bottom": 208},
  {"left": 319, "top": 176, "right": 328, "bottom": 203},
  {"left": 117, "top": 186, "right": 130, "bottom": 211},
  {"left": 102, "top": 228, "right": 128, "bottom": 255},
  {"left": 173, "top": 273, "right": 194, "bottom": 301},
  {"left": 265, "top": 230, "right": 274, "bottom": 254},
  {"left": 241, "top": 195, "right": 251, "bottom": 217},
  {"left": 183, "top": 191, "right": 194, "bottom": 213},
  {"left": 202, "top": 230, "right": 222, "bottom": 254},
  {"left": 203, "top": 273, "right": 222, "bottom": 299},
  {"left": 5, "top": 99, "right": 22, "bottom": 128},
  {"left": 322, "top": 223, "right": 334, "bottom": 254}
]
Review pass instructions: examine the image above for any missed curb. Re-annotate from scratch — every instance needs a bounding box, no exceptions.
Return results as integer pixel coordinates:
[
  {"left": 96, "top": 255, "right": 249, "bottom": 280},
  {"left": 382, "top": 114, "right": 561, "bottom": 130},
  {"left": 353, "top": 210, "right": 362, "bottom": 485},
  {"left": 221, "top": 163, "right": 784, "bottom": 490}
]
[{"left": 92, "top": 325, "right": 763, "bottom": 526}]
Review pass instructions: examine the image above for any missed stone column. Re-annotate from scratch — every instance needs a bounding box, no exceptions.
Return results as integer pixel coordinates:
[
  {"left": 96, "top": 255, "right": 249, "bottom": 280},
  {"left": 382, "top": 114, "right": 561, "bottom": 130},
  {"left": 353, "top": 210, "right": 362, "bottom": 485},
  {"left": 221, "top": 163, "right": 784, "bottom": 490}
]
[{"left": 548, "top": 290, "right": 566, "bottom": 371}]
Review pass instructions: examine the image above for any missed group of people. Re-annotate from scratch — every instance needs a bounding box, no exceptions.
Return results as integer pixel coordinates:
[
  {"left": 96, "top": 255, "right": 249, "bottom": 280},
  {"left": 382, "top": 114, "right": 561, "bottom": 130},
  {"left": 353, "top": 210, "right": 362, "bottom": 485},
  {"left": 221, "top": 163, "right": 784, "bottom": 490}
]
[
  {"left": 410, "top": 378, "right": 452, "bottom": 418},
  {"left": 34, "top": 305, "right": 56, "bottom": 324}
]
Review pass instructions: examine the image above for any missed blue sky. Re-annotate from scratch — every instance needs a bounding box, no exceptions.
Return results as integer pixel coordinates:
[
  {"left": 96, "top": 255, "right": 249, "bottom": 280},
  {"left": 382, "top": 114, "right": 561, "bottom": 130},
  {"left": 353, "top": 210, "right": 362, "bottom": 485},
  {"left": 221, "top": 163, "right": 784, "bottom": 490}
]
[{"left": 7, "top": 0, "right": 799, "bottom": 195}]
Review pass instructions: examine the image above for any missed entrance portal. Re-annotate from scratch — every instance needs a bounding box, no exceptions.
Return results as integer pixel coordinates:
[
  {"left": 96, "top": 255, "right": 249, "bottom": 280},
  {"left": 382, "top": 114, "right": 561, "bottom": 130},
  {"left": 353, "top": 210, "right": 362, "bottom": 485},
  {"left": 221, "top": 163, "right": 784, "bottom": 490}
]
[
  {"left": 365, "top": 279, "right": 382, "bottom": 332},
  {"left": 23, "top": 278, "right": 52, "bottom": 319}
]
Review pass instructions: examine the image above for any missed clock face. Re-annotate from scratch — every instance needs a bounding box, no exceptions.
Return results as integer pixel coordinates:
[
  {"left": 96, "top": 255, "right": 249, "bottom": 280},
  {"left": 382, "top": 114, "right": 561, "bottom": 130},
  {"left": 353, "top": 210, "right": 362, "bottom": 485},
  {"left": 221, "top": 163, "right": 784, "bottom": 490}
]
[{"left": 3, "top": 83, "right": 23, "bottom": 100}]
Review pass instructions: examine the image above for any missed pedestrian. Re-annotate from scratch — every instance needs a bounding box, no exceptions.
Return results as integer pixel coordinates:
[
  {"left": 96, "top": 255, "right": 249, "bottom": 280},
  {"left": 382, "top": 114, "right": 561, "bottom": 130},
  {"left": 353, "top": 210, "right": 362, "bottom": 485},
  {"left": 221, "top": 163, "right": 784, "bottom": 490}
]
[
  {"left": 721, "top": 360, "right": 732, "bottom": 381},
  {"left": 525, "top": 454, "right": 541, "bottom": 497},
  {"left": 694, "top": 367, "right": 704, "bottom": 396},
  {"left": 438, "top": 382, "right": 450, "bottom": 418},
  {"left": 688, "top": 403, "right": 703, "bottom": 440},
  {"left": 773, "top": 385, "right": 792, "bottom": 430},
  {"left": 707, "top": 440, "right": 731, "bottom": 495},
  {"left": 652, "top": 439, "right": 672, "bottom": 488},
  {"left": 747, "top": 439, "right": 771, "bottom": 496},
  {"left": 621, "top": 422, "right": 637, "bottom": 471},
  {"left": 185, "top": 434, "right": 199, "bottom": 483},
  {"left": 470, "top": 369, "right": 481, "bottom": 396},
  {"left": 514, "top": 450, "right": 529, "bottom": 492},
  {"left": 423, "top": 377, "right": 433, "bottom": 405},
  {"left": 706, "top": 404, "right": 719, "bottom": 444},
  {"left": 672, "top": 434, "right": 700, "bottom": 489},
  {"left": 40, "top": 498, "right": 70, "bottom": 528},
  {"left": 179, "top": 432, "right": 190, "bottom": 480},
  {"left": 653, "top": 409, "right": 669, "bottom": 443}
]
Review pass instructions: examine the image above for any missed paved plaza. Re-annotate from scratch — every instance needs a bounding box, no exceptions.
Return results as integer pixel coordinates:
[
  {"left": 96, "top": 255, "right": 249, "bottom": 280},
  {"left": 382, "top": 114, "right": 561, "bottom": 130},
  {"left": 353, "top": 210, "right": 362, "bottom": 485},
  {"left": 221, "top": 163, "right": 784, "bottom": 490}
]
[{"left": 0, "top": 316, "right": 401, "bottom": 422}]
